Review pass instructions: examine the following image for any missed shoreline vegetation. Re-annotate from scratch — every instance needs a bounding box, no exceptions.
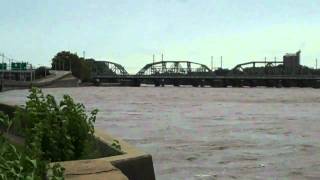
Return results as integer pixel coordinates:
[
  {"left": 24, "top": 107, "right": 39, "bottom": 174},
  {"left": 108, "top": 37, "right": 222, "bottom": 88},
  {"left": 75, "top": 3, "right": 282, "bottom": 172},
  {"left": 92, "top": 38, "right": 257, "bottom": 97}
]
[{"left": 0, "top": 87, "right": 122, "bottom": 179}]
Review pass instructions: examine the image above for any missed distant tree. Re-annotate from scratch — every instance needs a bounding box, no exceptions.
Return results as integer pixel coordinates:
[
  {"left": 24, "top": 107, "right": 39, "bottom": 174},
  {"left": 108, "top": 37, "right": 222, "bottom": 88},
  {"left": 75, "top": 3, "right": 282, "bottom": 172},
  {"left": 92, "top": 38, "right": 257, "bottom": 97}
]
[
  {"left": 77, "top": 57, "right": 92, "bottom": 82},
  {"left": 51, "top": 51, "right": 92, "bottom": 81},
  {"left": 51, "top": 51, "right": 78, "bottom": 71},
  {"left": 35, "top": 66, "right": 50, "bottom": 79}
]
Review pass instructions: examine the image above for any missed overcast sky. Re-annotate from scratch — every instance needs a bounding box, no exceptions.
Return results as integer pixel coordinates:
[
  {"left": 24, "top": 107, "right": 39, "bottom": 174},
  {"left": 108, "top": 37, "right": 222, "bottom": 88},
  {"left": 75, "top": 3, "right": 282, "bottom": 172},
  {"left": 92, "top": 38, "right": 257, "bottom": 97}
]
[{"left": 1, "top": 0, "right": 319, "bottom": 73}]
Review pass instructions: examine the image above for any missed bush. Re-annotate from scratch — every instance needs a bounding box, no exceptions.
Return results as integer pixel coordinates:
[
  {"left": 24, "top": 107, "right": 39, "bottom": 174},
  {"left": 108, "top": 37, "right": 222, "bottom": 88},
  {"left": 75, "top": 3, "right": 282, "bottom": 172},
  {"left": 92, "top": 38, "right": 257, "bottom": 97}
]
[
  {"left": 0, "top": 87, "right": 99, "bottom": 179},
  {"left": 13, "top": 88, "right": 98, "bottom": 162},
  {"left": 35, "top": 67, "right": 50, "bottom": 79},
  {"left": 0, "top": 113, "right": 64, "bottom": 180}
]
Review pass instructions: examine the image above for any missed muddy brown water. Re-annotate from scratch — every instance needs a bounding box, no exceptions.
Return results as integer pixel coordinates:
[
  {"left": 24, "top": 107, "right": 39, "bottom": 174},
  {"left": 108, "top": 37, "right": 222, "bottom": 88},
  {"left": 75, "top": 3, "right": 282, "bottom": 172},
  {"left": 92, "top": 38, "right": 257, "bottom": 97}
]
[{"left": 1, "top": 87, "right": 320, "bottom": 179}]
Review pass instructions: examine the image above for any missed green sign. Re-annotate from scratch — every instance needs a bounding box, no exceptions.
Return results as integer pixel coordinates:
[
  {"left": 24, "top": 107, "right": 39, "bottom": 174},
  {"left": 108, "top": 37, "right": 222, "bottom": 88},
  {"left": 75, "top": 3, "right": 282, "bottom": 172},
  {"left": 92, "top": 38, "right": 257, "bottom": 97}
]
[
  {"left": 0, "top": 63, "right": 7, "bottom": 70},
  {"left": 11, "top": 62, "right": 27, "bottom": 70}
]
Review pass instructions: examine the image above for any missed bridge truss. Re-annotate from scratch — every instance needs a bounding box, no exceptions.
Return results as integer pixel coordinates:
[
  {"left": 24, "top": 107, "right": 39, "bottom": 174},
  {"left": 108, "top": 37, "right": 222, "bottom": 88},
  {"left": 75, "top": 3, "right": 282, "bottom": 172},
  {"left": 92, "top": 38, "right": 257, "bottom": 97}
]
[
  {"left": 90, "top": 60, "right": 128, "bottom": 76},
  {"left": 231, "top": 61, "right": 284, "bottom": 75},
  {"left": 137, "top": 61, "right": 212, "bottom": 76}
]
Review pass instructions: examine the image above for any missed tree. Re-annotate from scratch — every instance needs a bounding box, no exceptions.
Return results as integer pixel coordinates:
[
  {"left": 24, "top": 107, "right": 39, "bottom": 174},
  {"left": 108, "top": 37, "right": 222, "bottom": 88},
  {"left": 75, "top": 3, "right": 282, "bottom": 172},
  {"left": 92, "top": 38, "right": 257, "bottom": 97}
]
[{"left": 51, "top": 51, "right": 92, "bottom": 82}]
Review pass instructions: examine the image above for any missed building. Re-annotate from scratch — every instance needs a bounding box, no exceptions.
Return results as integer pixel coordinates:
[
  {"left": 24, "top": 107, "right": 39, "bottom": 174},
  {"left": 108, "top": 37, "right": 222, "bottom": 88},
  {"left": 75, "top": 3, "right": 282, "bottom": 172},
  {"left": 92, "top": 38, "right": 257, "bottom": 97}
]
[{"left": 283, "top": 50, "right": 301, "bottom": 73}]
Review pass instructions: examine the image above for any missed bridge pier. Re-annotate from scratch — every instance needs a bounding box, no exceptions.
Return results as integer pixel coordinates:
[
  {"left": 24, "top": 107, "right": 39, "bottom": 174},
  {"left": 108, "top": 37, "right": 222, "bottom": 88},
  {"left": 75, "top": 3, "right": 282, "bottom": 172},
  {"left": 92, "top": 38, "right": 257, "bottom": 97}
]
[
  {"left": 297, "top": 80, "right": 311, "bottom": 87},
  {"left": 210, "top": 80, "right": 215, "bottom": 87},
  {"left": 161, "top": 79, "right": 165, "bottom": 87},
  {"left": 210, "top": 80, "right": 224, "bottom": 88},
  {"left": 200, "top": 80, "right": 205, "bottom": 87},
  {"left": 231, "top": 80, "right": 243, "bottom": 87},
  {"left": 192, "top": 80, "right": 199, "bottom": 87},
  {"left": 275, "top": 80, "right": 282, "bottom": 88},
  {"left": 133, "top": 79, "right": 141, "bottom": 87},
  {"left": 94, "top": 78, "right": 101, "bottom": 86},
  {"left": 265, "top": 79, "right": 277, "bottom": 87},
  {"left": 312, "top": 80, "right": 320, "bottom": 88},
  {"left": 249, "top": 80, "right": 257, "bottom": 87},
  {"left": 173, "top": 80, "right": 180, "bottom": 87},
  {"left": 283, "top": 80, "right": 291, "bottom": 87},
  {"left": 154, "top": 80, "right": 160, "bottom": 87},
  {"left": 282, "top": 80, "right": 297, "bottom": 87}
]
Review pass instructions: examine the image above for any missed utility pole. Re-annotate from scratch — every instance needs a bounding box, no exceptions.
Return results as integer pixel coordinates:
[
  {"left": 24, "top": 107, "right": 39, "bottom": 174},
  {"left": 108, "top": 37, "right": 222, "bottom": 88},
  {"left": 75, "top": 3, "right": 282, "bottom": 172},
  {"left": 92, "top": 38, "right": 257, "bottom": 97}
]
[
  {"left": 316, "top": 58, "right": 318, "bottom": 69},
  {"left": 69, "top": 59, "right": 72, "bottom": 71},
  {"left": 211, "top": 56, "right": 213, "bottom": 70},
  {"left": 0, "top": 53, "right": 3, "bottom": 92},
  {"left": 83, "top": 51, "right": 86, "bottom": 59},
  {"left": 1, "top": 53, "right": 4, "bottom": 68},
  {"left": 44, "top": 64, "right": 47, "bottom": 77},
  {"left": 153, "top": 54, "right": 155, "bottom": 63},
  {"left": 220, "top": 56, "right": 223, "bottom": 69},
  {"left": 161, "top": 53, "right": 164, "bottom": 62},
  {"left": 20, "top": 60, "right": 22, "bottom": 81},
  {"left": 152, "top": 54, "right": 155, "bottom": 74},
  {"left": 30, "top": 64, "right": 33, "bottom": 83},
  {"left": 265, "top": 57, "right": 267, "bottom": 63},
  {"left": 9, "top": 59, "right": 11, "bottom": 80},
  {"left": 1, "top": 53, "right": 4, "bottom": 79}
]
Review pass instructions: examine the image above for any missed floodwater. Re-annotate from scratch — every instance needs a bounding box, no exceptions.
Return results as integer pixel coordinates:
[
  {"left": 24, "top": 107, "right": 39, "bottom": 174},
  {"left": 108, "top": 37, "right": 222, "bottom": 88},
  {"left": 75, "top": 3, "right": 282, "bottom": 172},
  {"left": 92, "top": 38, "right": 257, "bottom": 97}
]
[{"left": 1, "top": 87, "right": 320, "bottom": 180}]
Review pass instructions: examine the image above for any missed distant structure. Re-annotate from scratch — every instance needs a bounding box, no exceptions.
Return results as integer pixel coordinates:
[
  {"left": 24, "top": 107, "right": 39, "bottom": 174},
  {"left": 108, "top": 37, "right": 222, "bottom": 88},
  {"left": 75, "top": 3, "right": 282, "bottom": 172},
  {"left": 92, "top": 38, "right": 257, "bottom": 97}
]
[{"left": 283, "top": 50, "right": 301, "bottom": 73}]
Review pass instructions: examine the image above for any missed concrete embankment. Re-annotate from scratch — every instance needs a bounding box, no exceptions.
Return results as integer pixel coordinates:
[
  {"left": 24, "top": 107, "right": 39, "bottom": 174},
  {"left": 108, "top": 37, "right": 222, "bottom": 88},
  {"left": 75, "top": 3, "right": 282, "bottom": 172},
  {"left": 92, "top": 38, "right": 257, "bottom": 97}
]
[{"left": 1, "top": 71, "right": 79, "bottom": 91}]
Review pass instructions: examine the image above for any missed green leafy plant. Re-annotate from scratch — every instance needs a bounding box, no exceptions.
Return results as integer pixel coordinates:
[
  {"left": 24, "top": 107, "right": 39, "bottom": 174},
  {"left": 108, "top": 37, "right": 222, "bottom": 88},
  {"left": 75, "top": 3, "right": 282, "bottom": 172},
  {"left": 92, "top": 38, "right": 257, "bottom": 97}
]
[
  {"left": 0, "top": 114, "right": 64, "bottom": 180},
  {"left": 0, "top": 87, "right": 101, "bottom": 179},
  {"left": 111, "top": 139, "right": 121, "bottom": 151},
  {"left": 0, "top": 112, "right": 12, "bottom": 133},
  {"left": 13, "top": 87, "right": 99, "bottom": 162}
]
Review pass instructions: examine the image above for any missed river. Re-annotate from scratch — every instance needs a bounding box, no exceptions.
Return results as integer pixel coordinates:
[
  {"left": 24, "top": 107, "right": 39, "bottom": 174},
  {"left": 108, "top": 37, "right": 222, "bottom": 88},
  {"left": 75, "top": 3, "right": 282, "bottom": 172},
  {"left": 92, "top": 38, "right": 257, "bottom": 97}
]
[{"left": 1, "top": 87, "right": 320, "bottom": 179}]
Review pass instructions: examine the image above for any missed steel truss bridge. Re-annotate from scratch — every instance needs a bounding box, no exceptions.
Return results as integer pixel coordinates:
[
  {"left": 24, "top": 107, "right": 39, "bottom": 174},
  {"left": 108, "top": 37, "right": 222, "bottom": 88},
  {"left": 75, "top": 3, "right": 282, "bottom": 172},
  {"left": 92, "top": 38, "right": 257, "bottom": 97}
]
[
  {"left": 137, "top": 61, "right": 212, "bottom": 75},
  {"left": 231, "top": 61, "right": 284, "bottom": 75},
  {"left": 90, "top": 60, "right": 128, "bottom": 76},
  {"left": 91, "top": 60, "right": 320, "bottom": 88}
]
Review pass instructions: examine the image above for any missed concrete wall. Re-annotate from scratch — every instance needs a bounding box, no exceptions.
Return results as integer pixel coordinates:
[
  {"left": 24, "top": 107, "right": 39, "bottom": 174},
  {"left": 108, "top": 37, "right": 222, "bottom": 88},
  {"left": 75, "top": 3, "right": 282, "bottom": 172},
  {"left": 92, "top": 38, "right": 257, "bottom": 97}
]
[
  {"left": 1, "top": 71, "right": 79, "bottom": 90},
  {"left": 54, "top": 130, "right": 156, "bottom": 180},
  {"left": 95, "top": 130, "right": 156, "bottom": 180}
]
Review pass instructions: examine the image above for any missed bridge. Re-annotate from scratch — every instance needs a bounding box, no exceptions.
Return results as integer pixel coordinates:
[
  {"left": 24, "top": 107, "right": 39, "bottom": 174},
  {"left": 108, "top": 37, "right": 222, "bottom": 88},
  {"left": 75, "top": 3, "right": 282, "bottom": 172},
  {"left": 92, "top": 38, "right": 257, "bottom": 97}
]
[
  {"left": 89, "top": 60, "right": 128, "bottom": 76},
  {"left": 137, "top": 61, "right": 212, "bottom": 76},
  {"left": 91, "top": 60, "right": 320, "bottom": 88},
  {"left": 93, "top": 74, "right": 320, "bottom": 87},
  {"left": 231, "top": 61, "right": 284, "bottom": 75}
]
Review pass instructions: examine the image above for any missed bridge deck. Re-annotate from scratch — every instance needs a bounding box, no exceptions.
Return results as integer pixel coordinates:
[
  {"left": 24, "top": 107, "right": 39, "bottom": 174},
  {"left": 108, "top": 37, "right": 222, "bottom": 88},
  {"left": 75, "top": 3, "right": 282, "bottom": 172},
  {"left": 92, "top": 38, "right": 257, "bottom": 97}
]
[{"left": 93, "top": 75, "right": 320, "bottom": 80}]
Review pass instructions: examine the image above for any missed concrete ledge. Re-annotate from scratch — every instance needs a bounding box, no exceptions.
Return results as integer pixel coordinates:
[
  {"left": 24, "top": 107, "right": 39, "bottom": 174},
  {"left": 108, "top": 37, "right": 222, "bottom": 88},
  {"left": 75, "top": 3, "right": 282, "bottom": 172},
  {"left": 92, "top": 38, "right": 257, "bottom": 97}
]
[
  {"left": 53, "top": 130, "right": 156, "bottom": 180},
  {"left": 95, "top": 130, "right": 156, "bottom": 180},
  {"left": 61, "top": 159, "right": 128, "bottom": 180}
]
